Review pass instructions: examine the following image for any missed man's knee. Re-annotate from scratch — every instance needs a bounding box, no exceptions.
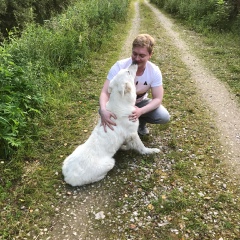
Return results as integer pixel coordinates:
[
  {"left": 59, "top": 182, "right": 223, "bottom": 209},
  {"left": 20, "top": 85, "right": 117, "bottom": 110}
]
[
  {"left": 155, "top": 106, "right": 170, "bottom": 124},
  {"left": 156, "top": 112, "right": 170, "bottom": 124},
  {"left": 141, "top": 109, "right": 170, "bottom": 124}
]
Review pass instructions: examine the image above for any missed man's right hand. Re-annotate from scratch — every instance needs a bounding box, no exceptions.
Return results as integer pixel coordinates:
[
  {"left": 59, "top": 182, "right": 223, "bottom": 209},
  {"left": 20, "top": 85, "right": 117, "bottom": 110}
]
[{"left": 99, "top": 109, "right": 117, "bottom": 132}]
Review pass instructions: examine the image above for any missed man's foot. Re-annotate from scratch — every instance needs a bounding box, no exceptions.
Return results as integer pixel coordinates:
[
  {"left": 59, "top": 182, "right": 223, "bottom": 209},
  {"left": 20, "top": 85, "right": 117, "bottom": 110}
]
[{"left": 138, "top": 125, "right": 149, "bottom": 135}]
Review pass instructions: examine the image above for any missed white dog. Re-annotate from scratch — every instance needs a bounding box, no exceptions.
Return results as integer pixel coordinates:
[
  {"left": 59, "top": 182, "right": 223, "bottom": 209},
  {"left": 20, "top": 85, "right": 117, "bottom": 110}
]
[{"left": 62, "top": 63, "right": 160, "bottom": 187}]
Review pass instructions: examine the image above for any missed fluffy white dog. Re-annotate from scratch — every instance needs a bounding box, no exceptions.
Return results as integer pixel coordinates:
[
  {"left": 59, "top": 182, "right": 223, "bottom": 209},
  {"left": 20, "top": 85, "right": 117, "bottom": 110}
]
[{"left": 62, "top": 63, "right": 160, "bottom": 187}]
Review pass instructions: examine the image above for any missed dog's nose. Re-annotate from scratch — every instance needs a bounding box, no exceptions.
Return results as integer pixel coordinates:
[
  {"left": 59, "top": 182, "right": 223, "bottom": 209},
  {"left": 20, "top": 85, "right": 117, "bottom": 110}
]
[{"left": 131, "top": 61, "right": 138, "bottom": 65}]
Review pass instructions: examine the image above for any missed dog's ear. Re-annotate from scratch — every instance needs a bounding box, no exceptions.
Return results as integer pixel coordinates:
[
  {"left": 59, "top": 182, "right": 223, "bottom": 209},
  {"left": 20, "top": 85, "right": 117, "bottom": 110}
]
[
  {"left": 124, "top": 82, "right": 132, "bottom": 94},
  {"left": 119, "top": 82, "right": 132, "bottom": 96},
  {"left": 108, "top": 81, "right": 113, "bottom": 94}
]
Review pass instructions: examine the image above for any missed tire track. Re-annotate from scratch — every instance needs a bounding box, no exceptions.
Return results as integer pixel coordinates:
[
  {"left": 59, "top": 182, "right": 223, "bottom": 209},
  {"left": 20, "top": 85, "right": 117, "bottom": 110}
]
[{"left": 120, "top": 1, "right": 140, "bottom": 58}]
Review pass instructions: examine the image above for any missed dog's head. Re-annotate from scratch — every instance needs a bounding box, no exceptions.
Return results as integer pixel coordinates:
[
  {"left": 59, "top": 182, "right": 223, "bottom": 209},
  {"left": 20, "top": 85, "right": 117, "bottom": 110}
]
[{"left": 108, "top": 63, "right": 138, "bottom": 98}]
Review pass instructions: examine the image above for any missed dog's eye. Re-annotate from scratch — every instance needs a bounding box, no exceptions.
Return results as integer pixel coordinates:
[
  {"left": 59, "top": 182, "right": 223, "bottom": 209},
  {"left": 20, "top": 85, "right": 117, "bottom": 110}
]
[{"left": 127, "top": 71, "right": 130, "bottom": 75}]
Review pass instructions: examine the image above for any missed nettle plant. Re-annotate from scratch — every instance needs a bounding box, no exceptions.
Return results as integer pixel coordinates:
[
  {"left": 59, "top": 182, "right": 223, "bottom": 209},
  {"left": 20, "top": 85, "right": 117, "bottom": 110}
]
[{"left": 0, "top": 49, "right": 43, "bottom": 158}]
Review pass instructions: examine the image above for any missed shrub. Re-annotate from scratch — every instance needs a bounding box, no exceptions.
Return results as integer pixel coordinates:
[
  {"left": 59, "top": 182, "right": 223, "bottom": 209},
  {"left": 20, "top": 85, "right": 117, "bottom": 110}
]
[
  {"left": 150, "top": 0, "right": 240, "bottom": 34},
  {"left": 6, "top": 0, "right": 130, "bottom": 69},
  {"left": 0, "top": 49, "right": 44, "bottom": 158},
  {"left": 232, "top": 13, "right": 240, "bottom": 34},
  {"left": 0, "top": 0, "right": 72, "bottom": 41}
]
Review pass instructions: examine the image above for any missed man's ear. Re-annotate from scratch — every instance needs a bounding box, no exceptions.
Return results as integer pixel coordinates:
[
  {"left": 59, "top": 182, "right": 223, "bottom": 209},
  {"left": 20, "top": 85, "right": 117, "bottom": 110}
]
[{"left": 149, "top": 50, "right": 154, "bottom": 59}]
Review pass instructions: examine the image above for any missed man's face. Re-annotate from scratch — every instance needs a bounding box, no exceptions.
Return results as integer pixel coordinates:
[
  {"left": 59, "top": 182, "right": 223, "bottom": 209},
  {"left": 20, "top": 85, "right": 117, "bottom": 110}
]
[{"left": 131, "top": 46, "right": 152, "bottom": 69}]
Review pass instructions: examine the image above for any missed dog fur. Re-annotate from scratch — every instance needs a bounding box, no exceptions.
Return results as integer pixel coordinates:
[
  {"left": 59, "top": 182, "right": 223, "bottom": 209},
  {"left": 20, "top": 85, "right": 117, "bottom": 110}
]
[{"left": 62, "top": 64, "right": 160, "bottom": 187}]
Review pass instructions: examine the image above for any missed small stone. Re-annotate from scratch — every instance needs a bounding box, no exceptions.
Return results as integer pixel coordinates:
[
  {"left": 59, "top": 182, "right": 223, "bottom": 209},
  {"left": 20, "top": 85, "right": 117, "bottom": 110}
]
[{"left": 95, "top": 211, "right": 105, "bottom": 220}]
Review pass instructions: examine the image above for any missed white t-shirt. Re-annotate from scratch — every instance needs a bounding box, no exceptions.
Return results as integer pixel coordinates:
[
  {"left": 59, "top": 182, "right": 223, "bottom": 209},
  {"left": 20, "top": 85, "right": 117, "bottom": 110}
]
[{"left": 107, "top": 58, "right": 162, "bottom": 103}]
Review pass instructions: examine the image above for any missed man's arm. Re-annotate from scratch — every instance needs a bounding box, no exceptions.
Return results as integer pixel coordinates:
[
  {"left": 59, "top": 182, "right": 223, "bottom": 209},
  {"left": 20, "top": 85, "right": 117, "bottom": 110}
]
[
  {"left": 141, "top": 85, "right": 163, "bottom": 114},
  {"left": 99, "top": 80, "right": 117, "bottom": 132},
  {"left": 129, "top": 86, "right": 164, "bottom": 121}
]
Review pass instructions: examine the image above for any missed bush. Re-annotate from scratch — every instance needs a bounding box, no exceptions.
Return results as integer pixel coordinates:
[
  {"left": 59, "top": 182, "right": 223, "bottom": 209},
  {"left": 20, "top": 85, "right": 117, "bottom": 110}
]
[
  {"left": 206, "top": 0, "right": 232, "bottom": 31},
  {"left": 0, "top": 0, "right": 130, "bottom": 159},
  {"left": 232, "top": 13, "right": 240, "bottom": 34},
  {"left": 6, "top": 0, "right": 130, "bottom": 69},
  {"left": 0, "top": 0, "right": 72, "bottom": 41},
  {"left": 0, "top": 49, "right": 44, "bottom": 158},
  {"left": 150, "top": 0, "right": 240, "bottom": 34}
]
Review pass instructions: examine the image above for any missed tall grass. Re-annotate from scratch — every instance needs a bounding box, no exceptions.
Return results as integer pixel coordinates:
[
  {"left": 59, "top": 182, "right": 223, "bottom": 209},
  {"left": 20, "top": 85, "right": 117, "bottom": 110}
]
[
  {"left": 150, "top": 0, "right": 240, "bottom": 34},
  {"left": 0, "top": 0, "right": 129, "bottom": 159}
]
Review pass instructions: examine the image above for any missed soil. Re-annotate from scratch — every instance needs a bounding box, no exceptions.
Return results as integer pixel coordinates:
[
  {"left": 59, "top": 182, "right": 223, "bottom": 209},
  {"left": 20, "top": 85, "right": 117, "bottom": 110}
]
[{"left": 43, "top": 1, "right": 240, "bottom": 239}]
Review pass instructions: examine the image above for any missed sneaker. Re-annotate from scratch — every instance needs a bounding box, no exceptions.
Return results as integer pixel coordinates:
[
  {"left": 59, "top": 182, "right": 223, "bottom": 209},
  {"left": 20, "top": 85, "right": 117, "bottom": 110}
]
[{"left": 138, "top": 125, "right": 149, "bottom": 135}]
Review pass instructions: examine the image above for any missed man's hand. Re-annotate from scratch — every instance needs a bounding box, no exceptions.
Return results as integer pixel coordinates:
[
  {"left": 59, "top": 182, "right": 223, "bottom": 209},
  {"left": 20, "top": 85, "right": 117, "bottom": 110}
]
[
  {"left": 99, "top": 109, "right": 117, "bottom": 132},
  {"left": 129, "top": 106, "right": 142, "bottom": 122}
]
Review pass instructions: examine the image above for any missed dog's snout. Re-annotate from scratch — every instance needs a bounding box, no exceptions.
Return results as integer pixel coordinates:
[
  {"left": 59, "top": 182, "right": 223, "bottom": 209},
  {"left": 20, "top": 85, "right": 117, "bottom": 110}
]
[{"left": 129, "top": 62, "right": 138, "bottom": 74}]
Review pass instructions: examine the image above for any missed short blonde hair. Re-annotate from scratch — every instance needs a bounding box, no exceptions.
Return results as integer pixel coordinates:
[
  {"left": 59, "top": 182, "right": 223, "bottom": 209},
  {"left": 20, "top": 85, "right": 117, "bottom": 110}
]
[{"left": 132, "top": 34, "right": 155, "bottom": 54}]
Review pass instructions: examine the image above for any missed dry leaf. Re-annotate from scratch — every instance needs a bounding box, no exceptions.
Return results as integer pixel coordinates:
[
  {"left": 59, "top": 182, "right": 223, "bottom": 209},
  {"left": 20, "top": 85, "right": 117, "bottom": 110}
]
[
  {"left": 162, "top": 195, "right": 167, "bottom": 200},
  {"left": 147, "top": 204, "right": 154, "bottom": 210},
  {"left": 129, "top": 224, "right": 137, "bottom": 229}
]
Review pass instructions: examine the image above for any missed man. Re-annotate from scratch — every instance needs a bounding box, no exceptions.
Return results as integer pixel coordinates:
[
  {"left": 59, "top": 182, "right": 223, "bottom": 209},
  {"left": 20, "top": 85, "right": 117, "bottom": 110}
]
[{"left": 99, "top": 34, "right": 170, "bottom": 135}]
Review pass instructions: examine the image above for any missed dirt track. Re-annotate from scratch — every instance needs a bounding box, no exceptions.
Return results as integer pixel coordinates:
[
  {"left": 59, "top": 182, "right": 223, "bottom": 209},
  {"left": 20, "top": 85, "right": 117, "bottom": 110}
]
[
  {"left": 145, "top": 0, "right": 240, "bottom": 175},
  {"left": 44, "top": 1, "right": 240, "bottom": 239}
]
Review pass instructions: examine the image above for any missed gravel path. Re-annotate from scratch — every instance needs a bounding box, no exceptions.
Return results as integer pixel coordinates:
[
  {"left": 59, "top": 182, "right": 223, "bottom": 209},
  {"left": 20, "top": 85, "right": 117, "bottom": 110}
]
[
  {"left": 43, "top": 1, "right": 240, "bottom": 239},
  {"left": 145, "top": 0, "right": 240, "bottom": 175}
]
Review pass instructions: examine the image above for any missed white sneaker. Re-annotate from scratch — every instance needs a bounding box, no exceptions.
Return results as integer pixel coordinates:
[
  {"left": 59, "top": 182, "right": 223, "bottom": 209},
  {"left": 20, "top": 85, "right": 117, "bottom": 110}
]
[{"left": 138, "top": 125, "right": 149, "bottom": 135}]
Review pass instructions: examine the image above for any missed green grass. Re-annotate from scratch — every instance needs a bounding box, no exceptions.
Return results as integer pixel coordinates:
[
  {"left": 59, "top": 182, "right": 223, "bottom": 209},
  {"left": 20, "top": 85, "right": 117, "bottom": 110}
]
[
  {"left": 1, "top": 0, "right": 240, "bottom": 239},
  {"left": 172, "top": 21, "right": 240, "bottom": 103}
]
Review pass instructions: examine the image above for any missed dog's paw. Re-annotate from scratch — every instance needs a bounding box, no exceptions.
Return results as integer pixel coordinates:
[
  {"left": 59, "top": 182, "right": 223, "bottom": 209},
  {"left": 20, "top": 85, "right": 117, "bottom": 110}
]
[
  {"left": 149, "top": 148, "right": 160, "bottom": 154},
  {"left": 143, "top": 147, "right": 160, "bottom": 154},
  {"left": 120, "top": 144, "right": 130, "bottom": 151}
]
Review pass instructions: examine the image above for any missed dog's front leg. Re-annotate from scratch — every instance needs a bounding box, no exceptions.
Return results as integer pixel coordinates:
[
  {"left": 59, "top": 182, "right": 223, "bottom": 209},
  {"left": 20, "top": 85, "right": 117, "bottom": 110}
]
[{"left": 126, "top": 134, "right": 160, "bottom": 154}]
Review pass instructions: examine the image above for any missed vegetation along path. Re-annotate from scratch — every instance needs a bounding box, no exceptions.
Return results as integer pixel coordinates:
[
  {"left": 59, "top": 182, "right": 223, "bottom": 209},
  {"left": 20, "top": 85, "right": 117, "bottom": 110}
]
[{"left": 42, "top": 0, "right": 240, "bottom": 239}]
